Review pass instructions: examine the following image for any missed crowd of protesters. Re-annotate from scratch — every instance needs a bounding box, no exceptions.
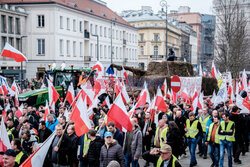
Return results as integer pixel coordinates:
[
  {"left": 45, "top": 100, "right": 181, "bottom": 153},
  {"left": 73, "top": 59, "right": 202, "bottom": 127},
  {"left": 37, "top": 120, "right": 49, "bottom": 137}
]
[{"left": 0, "top": 87, "right": 249, "bottom": 167}]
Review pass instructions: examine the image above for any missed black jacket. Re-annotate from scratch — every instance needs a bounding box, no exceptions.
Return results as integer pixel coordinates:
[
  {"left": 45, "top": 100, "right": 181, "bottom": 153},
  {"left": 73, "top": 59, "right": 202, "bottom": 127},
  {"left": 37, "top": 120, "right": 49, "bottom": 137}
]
[
  {"left": 142, "top": 151, "right": 182, "bottom": 167},
  {"left": 68, "top": 133, "right": 79, "bottom": 163},
  {"left": 113, "top": 127, "right": 124, "bottom": 147},
  {"left": 167, "top": 128, "right": 183, "bottom": 157},
  {"left": 38, "top": 127, "right": 52, "bottom": 143},
  {"left": 87, "top": 136, "right": 104, "bottom": 167},
  {"left": 229, "top": 112, "right": 244, "bottom": 142}
]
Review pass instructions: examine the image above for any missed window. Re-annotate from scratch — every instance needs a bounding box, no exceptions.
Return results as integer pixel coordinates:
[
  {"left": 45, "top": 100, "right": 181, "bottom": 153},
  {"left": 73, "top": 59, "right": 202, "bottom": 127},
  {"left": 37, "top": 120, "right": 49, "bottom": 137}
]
[
  {"left": 37, "top": 15, "right": 45, "bottom": 27},
  {"left": 79, "top": 21, "right": 82, "bottom": 32},
  {"left": 73, "top": 19, "right": 76, "bottom": 31},
  {"left": 104, "top": 27, "right": 107, "bottom": 37},
  {"left": 95, "top": 44, "right": 97, "bottom": 58},
  {"left": 116, "top": 47, "right": 118, "bottom": 59},
  {"left": 8, "top": 16, "right": 13, "bottom": 34},
  {"left": 90, "top": 24, "right": 93, "bottom": 34},
  {"left": 120, "top": 47, "right": 122, "bottom": 59},
  {"left": 1, "top": 15, "right": 6, "bottom": 33},
  {"left": 67, "top": 18, "right": 70, "bottom": 30},
  {"left": 154, "top": 34, "right": 159, "bottom": 42},
  {"left": 66, "top": 40, "right": 70, "bottom": 56},
  {"left": 90, "top": 43, "right": 93, "bottom": 57},
  {"left": 60, "top": 16, "right": 63, "bottom": 29},
  {"left": 108, "top": 28, "right": 111, "bottom": 38},
  {"left": 15, "top": 18, "right": 20, "bottom": 34},
  {"left": 60, "top": 39, "right": 63, "bottom": 56},
  {"left": 116, "top": 30, "right": 118, "bottom": 40},
  {"left": 154, "top": 46, "right": 158, "bottom": 56},
  {"left": 108, "top": 46, "right": 111, "bottom": 59},
  {"left": 73, "top": 41, "right": 76, "bottom": 57},
  {"left": 80, "top": 42, "right": 83, "bottom": 57},
  {"left": 104, "top": 45, "right": 107, "bottom": 58},
  {"left": 100, "top": 45, "right": 102, "bottom": 59},
  {"left": 1, "top": 37, "right": 7, "bottom": 50},
  {"left": 95, "top": 25, "right": 98, "bottom": 35},
  {"left": 112, "top": 30, "right": 114, "bottom": 39},
  {"left": 140, "top": 33, "right": 144, "bottom": 42},
  {"left": 9, "top": 37, "right": 14, "bottom": 46},
  {"left": 16, "top": 38, "right": 20, "bottom": 50},
  {"left": 100, "top": 26, "right": 102, "bottom": 37},
  {"left": 37, "top": 39, "right": 45, "bottom": 55},
  {"left": 140, "top": 46, "right": 144, "bottom": 56}
]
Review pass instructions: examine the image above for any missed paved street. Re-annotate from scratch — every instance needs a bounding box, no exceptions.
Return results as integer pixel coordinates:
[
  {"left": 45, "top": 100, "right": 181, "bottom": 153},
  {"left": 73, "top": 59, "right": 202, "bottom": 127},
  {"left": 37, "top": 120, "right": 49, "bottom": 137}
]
[{"left": 139, "top": 147, "right": 250, "bottom": 167}]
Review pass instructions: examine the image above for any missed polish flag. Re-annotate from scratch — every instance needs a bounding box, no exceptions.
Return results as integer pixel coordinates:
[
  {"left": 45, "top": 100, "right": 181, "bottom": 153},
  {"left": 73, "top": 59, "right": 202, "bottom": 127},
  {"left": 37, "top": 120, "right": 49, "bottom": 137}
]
[
  {"left": 122, "top": 66, "right": 128, "bottom": 78},
  {"left": 15, "top": 103, "right": 23, "bottom": 118},
  {"left": 43, "top": 101, "right": 49, "bottom": 121},
  {"left": 3, "top": 103, "right": 10, "bottom": 118},
  {"left": 178, "top": 88, "right": 190, "bottom": 103},
  {"left": 236, "top": 93, "right": 250, "bottom": 113},
  {"left": 198, "top": 92, "right": 204, "bottom": 109},
  {"left": 103, "top": 95, "right": 111, "bottom": 108},
  {"left": 92, "top": 61, "right": 104, "bottom": 76},
  {"left": 20, "top": 132, "right": 56, "bottom": 167},
  {"left": 11, "top": 80, "right": 20, "bottom": 95},
  {"left": 65, "top": 82, "right": 75, "bottom": 105},
  {"left": 191, "top": 89, "right": 199, "bottom": 112},
  {"left": 199, "top": 64, "right": 203, "bottom": 77},
  {"left": 211, "top": 61, "right": 217, "bottom": 79},
  {"left": 0, "top": 87, "right": 3, "bottom": 95},
  {"left": 78, "top": 80, "right": 95, "bottom": 106},
  {"left": 71, "top": 96, "right": 92, "bottom": 136},
  {"left": 135, "top": 82, "right": 150, "bottom": 108},
  {"left": 166, "top": 89, "right": 171, "bottom": 99},
  {"left": 48, "top": 79, "right": 60, "bottom": 109},
  {"left": 0, "top": 76, "right": 9, "bottom": 95},
  {"left": 107, "top": 93, "right": 132, "bottom": 132},
  {"left": 1, "top": 42, "right": 27, "bottom": 62},
  {"left": 115, "top": 79, "right": 130, "bottom": 104},
  {"left": 240, "top": 69, "right": 248, "bottom": 91},
  {"left": 0, "top": 118, "right": 11, "bottom": 166},
  {"left": 228, "top": 72, "right": 235, "bottom": 101},
  {"left": 155, "top": 87, "right": 168, "bottom": 112},
  {"left": 161, "top": 79, "right": 168, "bottom": 98}
]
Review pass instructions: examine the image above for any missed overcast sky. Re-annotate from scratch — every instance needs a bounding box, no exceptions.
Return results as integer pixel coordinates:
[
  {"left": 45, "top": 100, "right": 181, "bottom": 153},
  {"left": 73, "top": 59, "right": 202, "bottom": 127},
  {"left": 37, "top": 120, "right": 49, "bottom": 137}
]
[{"left": 104, "top": 0, "right": 214, "bottom": 15}]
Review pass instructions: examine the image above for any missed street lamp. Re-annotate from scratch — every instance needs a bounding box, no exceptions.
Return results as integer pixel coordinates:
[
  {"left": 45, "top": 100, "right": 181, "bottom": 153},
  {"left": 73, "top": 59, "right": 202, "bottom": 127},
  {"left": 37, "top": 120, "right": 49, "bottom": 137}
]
[
  {"left": 91, "top": 34, "right": 99, "bottom": 61},
  {"left": 20, "top": 35, "right": 27, "bottom": 89},
  {"left": 110, "top": 19, "right": 116, "bottom": 64},
  {"left": 160, "top": 0, "right": 168, "bottom": 60}
]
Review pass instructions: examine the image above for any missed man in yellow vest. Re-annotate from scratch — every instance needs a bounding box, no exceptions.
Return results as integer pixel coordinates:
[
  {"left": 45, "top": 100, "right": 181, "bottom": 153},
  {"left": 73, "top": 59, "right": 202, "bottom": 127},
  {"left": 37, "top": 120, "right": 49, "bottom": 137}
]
[
  {"left": 11, "top": 138, "right": 28, "bottom": 166},
  {"left": 185, "top": 112, "right": 203, "bottom": 167},
  {"left": 154, "top": 119, "right": 168, "bottom": 148},
  {"left": 205, "top": 116, "right": 220, "bottom": 167},
  {"left": 199, "top": 108, "right": 210, "bottom": 159},
  {"left": 142, "top": 144, "right": 182, "bottom": 167},
  {"left": 218, "top": 113, "right": 235, "bottom": 167}
]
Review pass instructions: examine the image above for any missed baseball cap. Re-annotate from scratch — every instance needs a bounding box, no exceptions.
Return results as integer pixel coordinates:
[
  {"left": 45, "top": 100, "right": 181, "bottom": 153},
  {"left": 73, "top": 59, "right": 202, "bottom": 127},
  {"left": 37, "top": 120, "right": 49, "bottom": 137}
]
[
  {"left": 104, "top": 131, "right": 113, "bottom": 138},
  {"left": 4, "top": 149, "right": 16, "bottom": 157},
  {"left": 160, "top": 144, "right": 172, "bottom": 153}
]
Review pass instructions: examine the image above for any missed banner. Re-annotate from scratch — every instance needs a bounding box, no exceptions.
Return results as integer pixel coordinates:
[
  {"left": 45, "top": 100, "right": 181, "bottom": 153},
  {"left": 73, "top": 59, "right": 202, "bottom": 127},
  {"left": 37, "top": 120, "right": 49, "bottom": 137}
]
[{"left": 179, "top": 77, "right": 202, "bottom": 96}]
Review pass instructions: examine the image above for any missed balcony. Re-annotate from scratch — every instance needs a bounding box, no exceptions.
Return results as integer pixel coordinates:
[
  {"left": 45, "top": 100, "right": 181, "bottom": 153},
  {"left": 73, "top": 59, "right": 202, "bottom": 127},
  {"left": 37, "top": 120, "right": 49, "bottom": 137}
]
[
  {"left": 84, "top": 56, "right": 91, "bottom": 62},
  {"left": 150, "top": 55, "right": 164, "bottom": 59},
  {"left": 123, "top": 39, "right": 126, "bottom": 45},
  {"left": 84, "top": 30, "right": 90, "bottom": 39}
]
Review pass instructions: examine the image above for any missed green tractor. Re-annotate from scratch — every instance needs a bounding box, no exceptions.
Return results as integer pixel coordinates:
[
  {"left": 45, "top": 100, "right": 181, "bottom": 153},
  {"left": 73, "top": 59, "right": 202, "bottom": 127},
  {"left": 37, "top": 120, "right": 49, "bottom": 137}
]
[{"left": 18, "top": 68, "right": 91, "bottom": 107}]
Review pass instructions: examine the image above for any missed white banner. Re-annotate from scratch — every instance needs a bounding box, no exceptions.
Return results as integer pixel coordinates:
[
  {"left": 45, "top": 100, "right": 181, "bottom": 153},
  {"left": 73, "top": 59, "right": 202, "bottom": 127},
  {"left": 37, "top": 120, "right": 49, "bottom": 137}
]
[{"left": 179, "top": 77, "right": 202, "bottom": 96}]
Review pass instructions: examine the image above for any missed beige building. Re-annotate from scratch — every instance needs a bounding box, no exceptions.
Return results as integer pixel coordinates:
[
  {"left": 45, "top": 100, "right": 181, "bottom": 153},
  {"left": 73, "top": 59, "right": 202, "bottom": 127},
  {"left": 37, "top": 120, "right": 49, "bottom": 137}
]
[{"left": 121, "top": 6, "right": 181, "bottom": 70}]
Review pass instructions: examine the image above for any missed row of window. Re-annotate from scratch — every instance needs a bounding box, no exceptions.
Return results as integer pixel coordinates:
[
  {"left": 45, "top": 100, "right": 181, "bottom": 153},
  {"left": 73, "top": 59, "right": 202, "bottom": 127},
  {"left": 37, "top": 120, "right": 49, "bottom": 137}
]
[
  {"left": 1, "top": 14, "right": 21, "bottom": 34},
  {"left": 59, "top": 39, "right": 83, "bottom": 57},
  {"left": 139, "top": 33, "right": 160, "bottom": 42},
  {"left": 140, "top": 45, "right": 159, "bottom": 56},
  {"left": 1, "top": 36, "right": 20, "bottom": 51}
]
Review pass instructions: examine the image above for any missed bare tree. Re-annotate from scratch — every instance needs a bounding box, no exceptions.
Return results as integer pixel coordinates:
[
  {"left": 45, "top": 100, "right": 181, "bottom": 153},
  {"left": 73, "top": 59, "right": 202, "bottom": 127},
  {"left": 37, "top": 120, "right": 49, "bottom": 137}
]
[{"left": 214, "top": 0, "right": 249, "bottom": 78}]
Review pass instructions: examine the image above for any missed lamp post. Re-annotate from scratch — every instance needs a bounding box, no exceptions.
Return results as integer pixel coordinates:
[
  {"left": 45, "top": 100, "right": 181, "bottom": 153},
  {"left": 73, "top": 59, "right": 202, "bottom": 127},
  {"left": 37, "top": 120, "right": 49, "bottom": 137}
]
[
  {"left": 160, "top": 0, "right": 168, "bottom": 60},
  {"left": 110, "top": 20, "right": 115, "bottom": 64},
  {"left": 20, "top": 35, "right": 27, "bottom": 89},
  {"left": 92, "top": 34, "right": 99, "bottom": 61}
]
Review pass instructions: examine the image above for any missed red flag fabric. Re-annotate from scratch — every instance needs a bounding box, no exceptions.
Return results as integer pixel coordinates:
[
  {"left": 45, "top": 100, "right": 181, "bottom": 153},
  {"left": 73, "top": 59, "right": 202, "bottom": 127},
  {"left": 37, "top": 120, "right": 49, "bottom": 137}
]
[
  {"left": 107, "top": 93, "right": 132, "bottom": 132},
  {"left": 135, "top": 82, "right": 150, "bottom": 108},
  {"left": 211, "top": 61, "right": 217, "bottom": 79},
  {"left": 15, "top": 103, "right": 23, "bottom": 118},
  {"left": 1, "top": 42, "right": 27, "bottom": 62},
  {"left": 155, "top": 87, "right": 168, "bottom": 112},
  {"left": 70, "top": 95, "right": 92, "bottom": 136},
  {"left": 0, "top": 118, "right": 11, "bottom": 166},
  {"left": 161, "top": 79, "right": 167, "bottom": 98},
  {"left": 65, "top": 82, "right": 75, "bottom": 105},
  {"left": 48, "top": 79, "right": 60, "bottom": 107},
  {"left": 20, "top": 132, "right": 56, "bottom": 167},
  {"left": 43, "top": 101, "right": 49, "bottom": 121}
]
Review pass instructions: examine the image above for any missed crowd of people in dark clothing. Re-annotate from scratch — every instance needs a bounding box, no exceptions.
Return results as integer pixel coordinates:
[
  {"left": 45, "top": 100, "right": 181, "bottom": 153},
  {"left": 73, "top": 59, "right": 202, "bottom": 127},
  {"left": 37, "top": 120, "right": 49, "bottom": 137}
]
[{"left": 0, "top": 90, "right": 249, "bottom": 167}]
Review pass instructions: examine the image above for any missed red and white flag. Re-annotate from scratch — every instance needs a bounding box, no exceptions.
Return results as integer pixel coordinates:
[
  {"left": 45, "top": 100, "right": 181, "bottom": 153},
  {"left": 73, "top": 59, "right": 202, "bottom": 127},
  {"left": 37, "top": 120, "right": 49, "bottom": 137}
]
[
  {"left": 48, "top": 79, "right": 60, "bottom": 110},
  {"left": 0, "top": 76, "right": 10, "bottom": 95},
  {"left": 227, "top": 72, "right": 235, "bottom": 102},
  {"left": 211, "top": 61, "right": 217, "bottom": 79},
  {"left": 179, "top": 88, "right": 190, "bottom": 104},
  {"left": 92, "top": 61, "right": 104, "bottom": 76},
  {"left": 107, "top": 93, "right": 132, "bottom": 132},
  {"left": 122, "top": 66, "right": 128, "bottom": 78},
  {"left": 198, "top": 92, "right": 204, "bottom": 109},
  {"left": 1, "top": 42, "right": 27, "bottom": 62},
  {"left": 15, "top": 103, "right": 23, "bottom": 118},
  {"left": 20, "top": 132, "right": 56, "bottom": 167},
  {"left": 191, "top": 89, "right": 199, "bottom": 112},
  {"left": 236, "top": 93, "right": 250, "bottom": 113},
  {"left": 71, "top": 96, "right": 92, "bottom": 136},
  {"left": 240, "top": 69, "right": 248, "bottom": 91},
  {"left": 135, "top": 82, "right": 150, "bottom": 108},
  {"left": 155, "top": 87, "right": 168, "bottom": 112},
  {"left": 199, "top": 64, "right": 203, "bottom": 77},
  {"left": 0, "top": 118, "right": 11, "bottom": 166},
  {"left": 65, "top": 82, "right": 75, "bottom": 105},
  {"left": 10, "top": 80, "right": 20, "bottom": 95},
  {"left": 43, "top": 101, "right": 50, "bottom": 121},
  {"left": 161, "top": 79, "right": 168, "bottom": 98},
  {"left": 103, "top": 95, "right": 111, "bottom": 108}
]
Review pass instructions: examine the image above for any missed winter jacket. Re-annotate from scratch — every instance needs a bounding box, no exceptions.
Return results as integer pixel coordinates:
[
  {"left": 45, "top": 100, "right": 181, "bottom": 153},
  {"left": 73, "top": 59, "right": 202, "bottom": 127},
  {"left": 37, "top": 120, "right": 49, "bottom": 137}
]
[
  {"left": 100, "top": 140, "right": 125, "bottom": 167},
  {"left": 45, "top": 119, "right": 59, "bottom": 132},
  {"left": 167, "top": 128, "right": 183, "bottom": 158},
  {"left": 38, "top": 127, "right": 52, "bottom": 143},
  {"left": 123, "top": 125, "right": 142, "bottom": 159},
  {"left": 68, "top": 133, "right": 79, "bottom": 164},
  {"left": 113, "top": 127, "right": 124, "bottom": 146},
  {"left": 87, "top": 136, "right": 104, "bottom": 167}
]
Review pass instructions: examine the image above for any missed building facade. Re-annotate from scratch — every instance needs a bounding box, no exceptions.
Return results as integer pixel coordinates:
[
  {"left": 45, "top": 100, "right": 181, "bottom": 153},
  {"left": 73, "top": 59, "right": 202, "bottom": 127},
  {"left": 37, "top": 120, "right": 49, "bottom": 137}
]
[
  {"left": 1, "top": 0, "right": 138, "bottom": 80},
  {"left": 0, "top": 4, "right": 27, "bottom": 80},
  {"left": 121, "top": 6, "right": 182, "bottom": 70}
]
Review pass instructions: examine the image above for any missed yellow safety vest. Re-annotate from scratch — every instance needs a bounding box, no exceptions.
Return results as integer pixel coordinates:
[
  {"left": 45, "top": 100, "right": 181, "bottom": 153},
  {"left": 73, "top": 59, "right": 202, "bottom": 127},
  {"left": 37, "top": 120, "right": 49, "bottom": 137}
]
[
  {"left": 186, "top": 119, "right": 199, "bottom": 138},
  {"left": 15, "top": 151, "right": 24, "bottom": 165},
  {"left": 207, "top": 123, "right": 220, "bottom": 144},
  {"left": 156, "top": 155, "right": 178, "bottom": 167},
  {"left": 218, "top": 121, "right": 235, "bottom": 142},
  {"left": 154, "top": 126, "right": 168, "bottom": 147},
  {"left": 7, "top": 127, "right": 15, "bottom": 141},
  {"left": 199, "top": 116, "right": 210, "bottom": 132},
  {"left": 83, "top": 134, "right": 91, "bottom": 155},
  {"left": 167, "top": 110, "right": 172, "bottom": 116}
]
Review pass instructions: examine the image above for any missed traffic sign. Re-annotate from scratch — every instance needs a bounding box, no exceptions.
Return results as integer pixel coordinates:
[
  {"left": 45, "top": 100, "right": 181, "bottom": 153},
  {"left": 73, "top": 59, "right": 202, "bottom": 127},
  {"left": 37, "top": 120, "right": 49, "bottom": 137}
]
[{"left": 171, "top": 75, "right": 181, "bottom": 93}]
